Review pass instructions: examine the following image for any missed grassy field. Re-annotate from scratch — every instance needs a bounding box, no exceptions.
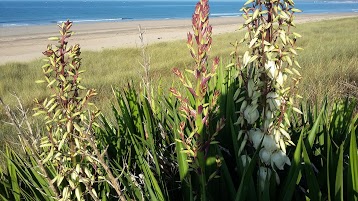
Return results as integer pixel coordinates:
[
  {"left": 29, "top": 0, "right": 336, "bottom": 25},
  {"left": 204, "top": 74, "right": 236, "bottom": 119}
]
[{"left": 1, "top": 17, "right": 358, "bottom": 143}]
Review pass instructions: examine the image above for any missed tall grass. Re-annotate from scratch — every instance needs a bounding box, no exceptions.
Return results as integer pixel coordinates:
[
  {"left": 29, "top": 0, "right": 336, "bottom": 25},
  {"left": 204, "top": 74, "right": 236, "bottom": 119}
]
[{"left": 297, "top": 17, "right": 358, "bottom": 103}]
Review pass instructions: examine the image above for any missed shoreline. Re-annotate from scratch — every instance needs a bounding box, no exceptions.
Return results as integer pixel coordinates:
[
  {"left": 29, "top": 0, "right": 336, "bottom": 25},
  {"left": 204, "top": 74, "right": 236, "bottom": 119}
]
[{"left": 0, "top": 13, "right": 357, "bottom": 65}]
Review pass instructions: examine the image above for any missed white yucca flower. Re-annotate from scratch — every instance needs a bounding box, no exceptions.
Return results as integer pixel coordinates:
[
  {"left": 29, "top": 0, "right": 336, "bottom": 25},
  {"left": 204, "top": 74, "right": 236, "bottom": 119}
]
[
  {"left": 271, "top": 150, "right": 291, "bottom": 170},
  {"left": 259, "top": 148, "right": 272, "bottom": 164},
  {"left": 249, "top": 128, "right": 264, "bottom": 149},
  {"left": 265, "top": 60, "right": 284, "bottom": 86},
  {"left": 262, "top": 134, "right": 279, "bottom": 152},
  {"left": 258, "top": 166, "right": 272, "bottom": 191},
  {"left": 244, "top": 104, "right": 259, "bottom": 124}
]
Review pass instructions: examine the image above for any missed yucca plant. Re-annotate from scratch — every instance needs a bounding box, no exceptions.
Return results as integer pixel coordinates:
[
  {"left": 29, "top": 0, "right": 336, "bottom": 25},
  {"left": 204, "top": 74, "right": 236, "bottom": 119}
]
[
  {"left": 169, "top": 0, "right": 229, "bottom": 200},
  {"left": 0, "top": 146, "right": 58, "bottom": 201},
  {"left": 209, "top": 0, "right": 358, "bottom": 200},
  {"left": 33, "top": 20, "right": 129, "bottom": 201},
  {"left": 0, "top": 96, "right": 60, "bottom": 201},
  {"left": 227, "top": 0, "right": 304, "bottom": 198},
  {"left": 290, "top": 99, "right": 358, "bottom": 201},
  {"left": 0, "top": 21, "right": 127, "bottom": 201}
]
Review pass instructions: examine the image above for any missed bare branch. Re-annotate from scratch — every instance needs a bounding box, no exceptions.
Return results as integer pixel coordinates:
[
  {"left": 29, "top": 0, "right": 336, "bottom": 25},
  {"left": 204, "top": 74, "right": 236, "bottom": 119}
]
[
  {"left": 138, "top": 24, "right": 152, "bottom": 106},
  {"left": 0, "top": 97, "right": 61, "bottom": 199}
]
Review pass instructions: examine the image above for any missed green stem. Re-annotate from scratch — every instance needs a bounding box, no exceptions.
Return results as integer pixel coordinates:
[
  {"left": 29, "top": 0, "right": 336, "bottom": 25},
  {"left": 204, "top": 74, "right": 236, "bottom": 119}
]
[
  {"left": 195, "top": 97, "right": 207, "bottom": 201},
  {"left": 198, "top": 166, "right": 207, "bottom": 201}
]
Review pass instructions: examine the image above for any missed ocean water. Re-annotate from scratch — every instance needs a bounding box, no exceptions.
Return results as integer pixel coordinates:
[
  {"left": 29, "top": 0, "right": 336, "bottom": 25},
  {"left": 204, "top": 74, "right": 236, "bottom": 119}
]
[{"left": 0, "top": 1, "right": 357, "bottom": 27}]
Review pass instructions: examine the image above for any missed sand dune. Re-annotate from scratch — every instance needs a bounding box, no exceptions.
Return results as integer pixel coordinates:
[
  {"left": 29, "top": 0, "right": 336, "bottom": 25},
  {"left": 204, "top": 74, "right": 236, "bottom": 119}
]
[{"left": 0, "top": 13, "right": 357, "bottom": 65}]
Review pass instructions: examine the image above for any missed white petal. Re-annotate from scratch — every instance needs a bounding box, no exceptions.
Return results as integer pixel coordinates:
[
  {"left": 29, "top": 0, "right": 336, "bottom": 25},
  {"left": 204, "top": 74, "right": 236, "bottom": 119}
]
[
  {"left": 244, "top": 105, "right": 259, "bottom": 124},
  {"left": 250, "top": 129, "right": 263, "bottom": 149},
  {"left": 258, "top": 167, "right": 272, "bottom": 192},
  {"left": 263, "top": 135, "right": 279, "bottom": 152},
  {"left": 271, "top": 150, "right": 289, "bottom": 170},
  {"left": 279, "top": 139, "right": 286, "bottom": 154},
  {"left": 259, "top": 148, "right": 272, "bottom": 164}
]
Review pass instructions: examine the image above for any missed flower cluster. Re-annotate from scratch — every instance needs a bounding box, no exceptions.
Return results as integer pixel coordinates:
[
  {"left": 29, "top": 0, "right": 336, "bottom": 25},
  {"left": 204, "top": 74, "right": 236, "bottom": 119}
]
[
  {"left": 235, "top": 0, "right": 302, "bottom": 190},
  {"left": 171, "top": 0, "right": 222, "bottom": 164},
  {"left": 170, "top": 0, "right": 224, "bottom": 198},
  {"left": 33, "top": 21, "right": 107, "bottom": 200}
]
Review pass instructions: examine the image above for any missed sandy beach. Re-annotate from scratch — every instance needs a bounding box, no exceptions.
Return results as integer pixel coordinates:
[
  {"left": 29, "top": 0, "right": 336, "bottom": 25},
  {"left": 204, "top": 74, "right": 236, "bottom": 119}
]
[{"left": 0, "top": 13, "right": 357, "bottom": 65}]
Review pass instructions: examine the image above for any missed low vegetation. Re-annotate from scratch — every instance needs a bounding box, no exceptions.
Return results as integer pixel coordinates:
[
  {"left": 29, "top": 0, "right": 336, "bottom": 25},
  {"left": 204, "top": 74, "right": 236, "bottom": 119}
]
[{"left": 0, "top": 0, "right": 357, "bottom": 200}]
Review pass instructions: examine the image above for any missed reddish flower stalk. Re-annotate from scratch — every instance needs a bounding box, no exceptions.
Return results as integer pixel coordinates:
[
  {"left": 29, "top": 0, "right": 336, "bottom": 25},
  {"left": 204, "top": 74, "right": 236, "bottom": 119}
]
[{"left": 170, "top": 1, "right": 224, "bottom": 200}]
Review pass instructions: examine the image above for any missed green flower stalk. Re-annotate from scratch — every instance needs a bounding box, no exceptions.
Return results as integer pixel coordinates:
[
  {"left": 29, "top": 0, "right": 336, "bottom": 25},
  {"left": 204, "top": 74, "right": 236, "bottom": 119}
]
[
  {"left": 33, "top": 21, "right": 126, "bottom": 201},
  {"left": 234, "top": 0, "right": 303, "bottom": 191},
  {"left": 170, "top": 0, "right": 224, "bottom": 199}
]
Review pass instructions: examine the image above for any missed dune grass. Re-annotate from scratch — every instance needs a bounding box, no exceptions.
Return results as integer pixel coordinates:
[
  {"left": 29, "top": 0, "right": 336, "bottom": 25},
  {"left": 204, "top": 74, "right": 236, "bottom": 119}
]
[
  {"left": 297, "top": 17, "right": 358, "bottom": 103},
  {"left": 1, "top": 17, "right": 357, "bottom": 144}
]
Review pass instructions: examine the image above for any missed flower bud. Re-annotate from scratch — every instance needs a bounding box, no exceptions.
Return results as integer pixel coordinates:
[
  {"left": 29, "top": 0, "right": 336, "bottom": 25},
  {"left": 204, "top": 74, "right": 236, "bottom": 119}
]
[
  {"left": 273, "top": 129, "right": 281, "bottom": 143},
  {"left": 277, "top": 71, "right": 284, "bottom": 86},
  {"left": 71, "top": 171, "right": 78, "bottom": 181},
  {"left": 251, "top": 91, "right": 261, "bottom": 103},
  {"left": 247, "top": 79, "right": 255, "bottom": 98},
  {"left": 265, "top": 61, "right": 276, "bottom": 79},
  {"left": 258, "top": 166, "right": 272, "bottom": 180},
  {"left": 274, "top": 171, "right": 280, "bottom": 184},
  {"left": 237, "top": 130, "right": 244, "bottom": 141},
  {"left": 244, "top": 104, "right": 259, "bottom": 124},
  {"left": 266, "top": 92, "right": 281, "bottom": 111},
  {"left": 234, "top": 116, "right": 245, "bottom": 127},
  {"left": 66, "top": 121, "right": 73, "bottom": 133},
  {"left": 266, "top": 110, "right": 273, "bottom": 119},
  {"left": 264, "top": 119, "right": 273, "bottom": 131},
  {"left": 283, "top": 74, "right": 288, "bottom": 82},
  {"left": 240, "top": 100, "right": 248, "bottom": 112}
]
